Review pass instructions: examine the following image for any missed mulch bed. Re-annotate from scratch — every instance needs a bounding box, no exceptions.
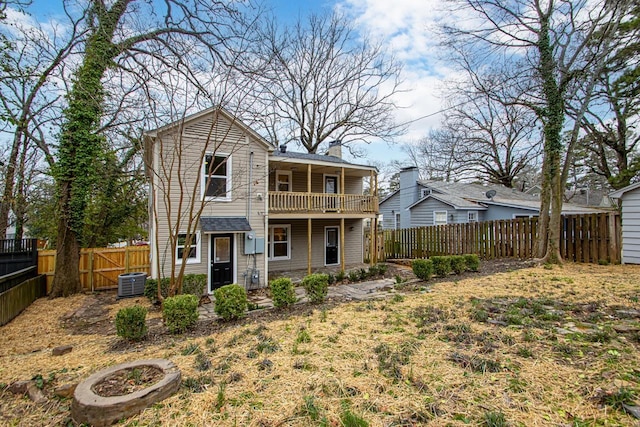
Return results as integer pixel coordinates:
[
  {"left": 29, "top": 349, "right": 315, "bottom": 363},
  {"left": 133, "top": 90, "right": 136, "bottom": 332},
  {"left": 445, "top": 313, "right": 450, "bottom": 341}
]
[{"left": 92, "top": 366, "right": 165, "bottom": 397}]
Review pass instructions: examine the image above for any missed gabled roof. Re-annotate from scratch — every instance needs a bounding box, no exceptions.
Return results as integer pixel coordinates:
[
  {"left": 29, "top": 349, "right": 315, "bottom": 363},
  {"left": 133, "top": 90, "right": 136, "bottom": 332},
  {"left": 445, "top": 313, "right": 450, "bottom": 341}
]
[
  {"left": 407, "top": 193, "right": 487, "bottom": 210},
  {"left": 144, "top": 107, "right": 274, "bottom": 151},
  {"left": 610, "top": 182, "right": 640, "bottom": 199},
  {"left": 379, "top": 189, "right": 399, "bottom": 205}
]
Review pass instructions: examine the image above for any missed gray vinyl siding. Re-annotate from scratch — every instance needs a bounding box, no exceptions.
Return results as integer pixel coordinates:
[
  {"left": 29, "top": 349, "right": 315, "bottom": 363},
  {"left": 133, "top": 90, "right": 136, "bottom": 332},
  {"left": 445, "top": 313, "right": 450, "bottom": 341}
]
[
  {"left": 483, "top": 205, "right": 538, "bottom": 221},
  {"left": 150, "top": 112, "right": 269, "bottom": 288},
  {"left": 410, "top": 199, "right": 455, "bottom": 227},
  {"left": 620, "top": 188, "right": 640, "bottom": 264},
  {"left": 379, "top": 192, "right": 400, "bottom": 229},
  {"left": 268, "top": 218, "right": 364, "bottom": 272}
]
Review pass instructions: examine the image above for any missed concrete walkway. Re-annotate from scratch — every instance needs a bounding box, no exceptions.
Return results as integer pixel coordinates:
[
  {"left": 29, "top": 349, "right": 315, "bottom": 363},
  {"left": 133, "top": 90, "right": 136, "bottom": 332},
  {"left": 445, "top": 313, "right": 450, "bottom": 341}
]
[{"left": 198, "top": 277, "right": 405, "bottom": 320}]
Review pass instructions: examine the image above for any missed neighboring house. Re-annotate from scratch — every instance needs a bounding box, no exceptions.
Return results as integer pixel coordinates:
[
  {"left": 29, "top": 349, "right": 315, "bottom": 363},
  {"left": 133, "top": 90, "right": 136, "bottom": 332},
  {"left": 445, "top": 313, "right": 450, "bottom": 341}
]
[
  {"left": 379, "top": 166, "right": 604, "bottom": 229},
  {"left": 609, "top": 183, "right": 640, "bottom": 264},
  {"left": 145, "top": 108, "right": 378, "bottom": 293}
]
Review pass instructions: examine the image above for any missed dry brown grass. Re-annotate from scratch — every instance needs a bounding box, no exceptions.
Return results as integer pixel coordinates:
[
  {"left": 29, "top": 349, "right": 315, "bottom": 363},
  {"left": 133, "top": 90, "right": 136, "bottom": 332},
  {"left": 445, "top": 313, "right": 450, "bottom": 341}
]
[{"left": 1, "top": 262, "right": 640, "bottom": 426}]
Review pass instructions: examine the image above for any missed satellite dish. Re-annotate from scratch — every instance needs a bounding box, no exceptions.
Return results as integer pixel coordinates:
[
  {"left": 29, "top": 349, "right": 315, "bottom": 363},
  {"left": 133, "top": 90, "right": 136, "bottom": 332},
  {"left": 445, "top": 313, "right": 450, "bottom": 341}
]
[{"left": 485, "top": 190, "right": 497, "bottom": 199}]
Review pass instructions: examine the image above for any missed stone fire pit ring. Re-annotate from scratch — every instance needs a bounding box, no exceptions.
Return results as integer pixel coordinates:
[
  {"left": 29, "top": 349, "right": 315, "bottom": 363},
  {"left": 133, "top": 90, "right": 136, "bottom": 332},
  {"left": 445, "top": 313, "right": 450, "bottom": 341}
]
[{"left": 72, "top": 359, "right": 181, "bottom": 427}]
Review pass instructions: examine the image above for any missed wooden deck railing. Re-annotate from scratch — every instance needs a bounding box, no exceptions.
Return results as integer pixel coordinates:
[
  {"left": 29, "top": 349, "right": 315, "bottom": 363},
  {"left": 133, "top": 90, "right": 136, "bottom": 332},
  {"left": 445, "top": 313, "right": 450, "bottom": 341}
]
[{"left": 269, "top": 192, "right": 378, "bottom": 214}]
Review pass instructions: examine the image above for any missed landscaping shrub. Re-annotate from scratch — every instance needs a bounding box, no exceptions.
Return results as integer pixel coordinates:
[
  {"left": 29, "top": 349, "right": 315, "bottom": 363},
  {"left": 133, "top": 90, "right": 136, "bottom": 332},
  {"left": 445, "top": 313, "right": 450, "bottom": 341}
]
[
  {"left": 464, "top": 254, "right": 480, "bottom": 272},
  {"left": 348, "top": 270, "right": 360, "bottom": 282},
  {"left": 145, "top": 274, "right": 208, "bottom": 303},
  {"left": 368, "top": 264, "right": 380, "bottom": 277},
  {"left": 269, "top": 277, "right": 296, "bottom": 308},
  {"left": 411, "top": 259, "right": 433, "bottom": 281},
  {"left": 376, "top": 263, "right": 388, "bottom": 275},
  {"left": 336, "top": 270, "right": 346, "bottom": 282},
  {"left": 115, "top": 305, "right": 148, "bottom": 341},
  {"left": 430, "top": 256, "right": 452, "bottom": 277},
  {"left": 163, "top": 294, "right": 199, "bottom": 333},
  {"left": 214, "top": 284, "right": 248, "bottom": 321},
  {"left": 450, "top": 255, "right": 466, "bottom": 275},
  {"left": 302, "top": 273, "right": 329, "bottom": 304}
]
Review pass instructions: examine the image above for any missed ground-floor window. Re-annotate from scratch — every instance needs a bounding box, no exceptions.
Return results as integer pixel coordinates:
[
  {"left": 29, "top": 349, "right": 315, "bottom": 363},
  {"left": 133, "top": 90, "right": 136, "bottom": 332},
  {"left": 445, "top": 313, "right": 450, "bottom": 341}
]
[
  {"left": 176, "top": 232, "right": 200, "bottom": 264},
  {"left": 268, "top": 224, "right": 291, "bottom": 261},
  {"left": 434, "top": 211, "right": 447, "bottom": 225}
]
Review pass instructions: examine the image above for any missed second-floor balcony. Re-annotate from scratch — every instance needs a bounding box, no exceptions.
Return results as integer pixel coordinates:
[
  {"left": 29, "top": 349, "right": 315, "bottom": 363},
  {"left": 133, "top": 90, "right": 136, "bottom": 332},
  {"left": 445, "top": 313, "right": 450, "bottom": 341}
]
[{"left": 269, "top": 191, "right": 378, "bottom": 215}]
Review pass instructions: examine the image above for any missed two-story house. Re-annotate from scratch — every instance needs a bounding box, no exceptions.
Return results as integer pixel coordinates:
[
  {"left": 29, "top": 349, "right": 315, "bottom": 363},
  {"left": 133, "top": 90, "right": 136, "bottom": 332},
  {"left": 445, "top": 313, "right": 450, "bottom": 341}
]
[
  {"left": 380, "top": 166, "right": 604, "bottom": 229},
  {"left": 144, "top": 108, "right": 378, "bottom": 293}
]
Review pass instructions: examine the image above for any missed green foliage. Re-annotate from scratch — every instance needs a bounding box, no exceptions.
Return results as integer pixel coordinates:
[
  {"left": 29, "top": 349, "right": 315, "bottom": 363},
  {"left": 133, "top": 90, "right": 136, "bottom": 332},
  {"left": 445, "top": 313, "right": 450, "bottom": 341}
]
[
  {"left": 430, "top": 256, "right": 452, "bottom": 277},
  {"left": 144, "top": 274, "right": 207, "bottom": 303},
  {"left": 348, "top": 270, "right": 360, "bottom": 282},
  {"left": 464, "top": 254, "right": 480, "bottom": 272},
  {"left": 336, "top": 270, "right": 346, "bottom": 282},
  {"left": 213, "top": 284, "right": 248, "bottom": 321},
  {"left": 411, "top": 259, "right": 433, "bottom": 281},
  {"left": 301, "top": 273, "right": 329, "bottom": 304},
  {"left": 377, "top": 263, "right": 388, "bottom": 275},
  {"left": 450, "top": 255, "right": 466, "bottom": 275},
  {"left": 115, "top": 305, "right": 147, "bottom": 341},
  {"left": 482, "top": 411, "right": 507, "bottom": 427},
  {"left": 163, "top": 294, "right": 199, "bottom": 334},
  {"left": 269, "top": 277, "right": 296, "bottom": 308}
]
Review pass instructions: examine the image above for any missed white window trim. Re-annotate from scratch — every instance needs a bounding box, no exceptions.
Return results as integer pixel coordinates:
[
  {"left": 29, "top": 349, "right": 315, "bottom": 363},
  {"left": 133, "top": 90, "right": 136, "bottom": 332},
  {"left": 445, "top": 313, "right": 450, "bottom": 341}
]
[
  {"left": 512, "top": 213, "right": 536, "bottom": 219},
  {"left": 201, "top": 152, "right": 232, "bottom": 202},
  {"left": 324, "top": 226, "right": 340, "bottom": 266},
  {"left": 268, "top": 224, "right": 291, "bottom": 261},
  {"left": 176, "top": 231, "right": 201, "bottom": 265},
  {"left": 323, "top": 173, "right": 340, "bottom": 194},
  {"left": 468, "top": 211, "right": 478, "bottom": 223},
  {"left": 394, "top": 213, "right": 401, "bottom": 230},
  {"left": 275, "top": 170, "right": 293, "bottom": 192},
  {"left": 434, "top": 210, "right": 448, "bottom": 225},
  {"left": 421, "top": 188, "right": 431, "bottom": 198}
]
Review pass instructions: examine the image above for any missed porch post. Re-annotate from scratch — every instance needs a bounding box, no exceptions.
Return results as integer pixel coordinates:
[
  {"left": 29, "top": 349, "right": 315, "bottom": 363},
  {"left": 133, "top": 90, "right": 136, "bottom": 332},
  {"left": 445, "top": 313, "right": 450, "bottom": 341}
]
[
  {"left": 340, "top": 217, "right": 345, "bottom": 272},
  {"left": 370, "top": 217, "right": 376, "bottom": 265},
  {"left": 307, "top": 164, "right": 312, "bottom": 210},
  {"left": 308, "top": 218, "right": 312, "bottom": 275}
]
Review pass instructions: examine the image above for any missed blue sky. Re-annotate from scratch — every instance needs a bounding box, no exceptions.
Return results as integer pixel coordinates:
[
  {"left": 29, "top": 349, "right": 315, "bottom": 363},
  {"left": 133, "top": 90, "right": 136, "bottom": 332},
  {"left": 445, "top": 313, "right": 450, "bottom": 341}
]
[{"left": 27, "top": 0, "right": 454, "bottom": 172}]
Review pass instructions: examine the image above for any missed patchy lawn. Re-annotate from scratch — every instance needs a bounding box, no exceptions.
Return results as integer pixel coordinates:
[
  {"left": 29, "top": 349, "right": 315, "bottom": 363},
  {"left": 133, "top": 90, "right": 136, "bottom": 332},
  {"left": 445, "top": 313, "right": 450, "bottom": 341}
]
[{"left": 1, "top": 262, "right": 639, "bottom": 426}]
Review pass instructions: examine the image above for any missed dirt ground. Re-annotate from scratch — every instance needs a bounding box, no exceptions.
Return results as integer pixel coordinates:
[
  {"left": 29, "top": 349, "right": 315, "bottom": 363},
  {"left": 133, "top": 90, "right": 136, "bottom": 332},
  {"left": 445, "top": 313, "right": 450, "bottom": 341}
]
[{"left": 1, "top": 260, "right": 639, "bottom": 426}]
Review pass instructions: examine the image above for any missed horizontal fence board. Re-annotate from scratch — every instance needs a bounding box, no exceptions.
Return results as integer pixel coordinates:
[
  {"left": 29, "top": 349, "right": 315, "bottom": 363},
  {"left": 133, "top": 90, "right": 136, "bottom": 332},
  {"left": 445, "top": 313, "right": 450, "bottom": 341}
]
[
  {"left": 377, "top": 213, "right": 620, "bottom": 264},
  {"left": 0, "top": 275, "right": 46, "bottom": 326},
  {"left": 38, "top": 246, "right": 150, "bottom": 293}
]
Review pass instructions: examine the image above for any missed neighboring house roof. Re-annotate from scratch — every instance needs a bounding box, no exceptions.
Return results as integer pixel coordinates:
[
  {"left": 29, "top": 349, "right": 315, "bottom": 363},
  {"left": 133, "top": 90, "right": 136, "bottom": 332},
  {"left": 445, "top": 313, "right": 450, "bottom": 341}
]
[
  {"left": 144, "top": 107, "right": 274, "bottom": 152},
  {"left": 379, "top": 189, "right": 399, "bottom": 205},
  {"left": 407, "top": 193, "right": 487, "bottom": 210},
  {"left": 270, "top": 150, "right": 377, "bottom": 171},
  {"left": 609, "top": 182, "right": 640, "bottom": 199},
  {"left": 415, "top": 179, "right": 605, "bottom": 214},
  {"left": 200, "top": 217, "right": 252, "bottom": 232}
]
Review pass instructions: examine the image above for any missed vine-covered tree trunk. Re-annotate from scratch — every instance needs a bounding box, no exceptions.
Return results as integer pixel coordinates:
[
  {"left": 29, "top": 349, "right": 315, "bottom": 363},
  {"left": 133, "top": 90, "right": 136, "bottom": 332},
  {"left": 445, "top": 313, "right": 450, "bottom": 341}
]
[{"left": 50, "top": 1, "right": 125, "bottom": 297}]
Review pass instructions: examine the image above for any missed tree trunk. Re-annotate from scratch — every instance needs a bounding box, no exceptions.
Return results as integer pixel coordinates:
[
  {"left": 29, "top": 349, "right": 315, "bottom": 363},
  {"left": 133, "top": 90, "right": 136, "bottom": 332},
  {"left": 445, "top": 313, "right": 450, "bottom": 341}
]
[
  {"left": 0, "top": 130, "right": 22, "bottom": 237},
  {"left": 50, "top": 182, "right": 82, "bottom": 297}
]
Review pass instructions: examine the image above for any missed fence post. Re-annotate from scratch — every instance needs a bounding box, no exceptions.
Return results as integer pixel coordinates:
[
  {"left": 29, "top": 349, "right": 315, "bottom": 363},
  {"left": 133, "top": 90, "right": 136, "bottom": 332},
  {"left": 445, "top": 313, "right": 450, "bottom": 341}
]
[{"left": 609, "top": 212, "right": 620, "bottom": 264}]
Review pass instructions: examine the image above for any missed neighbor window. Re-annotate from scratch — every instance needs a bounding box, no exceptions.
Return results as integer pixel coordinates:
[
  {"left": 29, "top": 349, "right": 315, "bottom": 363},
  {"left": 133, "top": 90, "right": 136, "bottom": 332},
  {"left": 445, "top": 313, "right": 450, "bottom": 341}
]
[
  {"left": 434, "top": 211, "right": 447, "bottom": 225},
  {"left": 176, "top": 232, "right": 200, "bottom": 264},
  {"left": 468, "top": 212, "right": 478, "bottom": 223},
  {"left": 421, "top": 188, "right": 431, "bottom": 198},
  {"left": 395, "top": 213, "right": 401, "bottom": 229},
  {"left": 203, "top": 153, "right": 231, "bottom": 199},
  {"left": 268, "top": 225, "right": 291, "bottom": 260},
  {"left": 276, "top": 170, "right": 292, "bottom": 192}
]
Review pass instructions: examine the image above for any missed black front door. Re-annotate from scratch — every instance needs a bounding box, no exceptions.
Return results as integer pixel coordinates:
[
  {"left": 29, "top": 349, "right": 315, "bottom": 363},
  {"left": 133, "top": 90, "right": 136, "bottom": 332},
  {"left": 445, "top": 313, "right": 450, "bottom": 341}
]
[
  {"left": 325, "top": 227, "right": 339, "bottom": 265},
  {"left": 211, "top": 234, "right": 234, "bottom": 290},
  {"left": 325, "top": 176, "right": 338, "bottom": 211}
]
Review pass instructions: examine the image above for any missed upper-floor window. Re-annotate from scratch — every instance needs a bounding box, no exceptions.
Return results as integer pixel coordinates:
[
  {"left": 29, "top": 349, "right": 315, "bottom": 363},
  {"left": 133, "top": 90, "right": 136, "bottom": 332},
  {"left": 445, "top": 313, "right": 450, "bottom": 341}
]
[
  {"left": 203, "top": 153, "right": 231, "bottom": 200},
  {"left": 434, "top": 211, "right": 447, "bottom": 225},
  {"left": 468, "top": 211, "right": 478, "bottom": 223},
  {"left": 176, "top": 232, "right": 200, "bottom": 264},
  {"left": 276, "top": 170, "right": 292, "bottom": 192},
  {"left": 421, "top": 188, "right": 431, "bottom": 198}
]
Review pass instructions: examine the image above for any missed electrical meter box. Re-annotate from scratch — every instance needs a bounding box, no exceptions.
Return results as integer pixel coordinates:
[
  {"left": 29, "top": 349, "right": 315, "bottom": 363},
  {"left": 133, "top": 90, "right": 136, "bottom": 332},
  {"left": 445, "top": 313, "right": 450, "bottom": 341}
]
[
  {"left": 255, "top": 237, "right": 265, "bottom": 254},
  {"left": 244, "top": 231, "right": 256, "bottom": 255}
]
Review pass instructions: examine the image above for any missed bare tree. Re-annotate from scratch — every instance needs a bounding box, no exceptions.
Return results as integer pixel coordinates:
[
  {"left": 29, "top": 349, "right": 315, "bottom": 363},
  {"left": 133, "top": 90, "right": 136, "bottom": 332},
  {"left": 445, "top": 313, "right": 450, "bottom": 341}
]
[
  {"left": 443, "top": 0, "right": 631, "bottom": 263},
  {"left": 248, "top": 12, "right": 405, "bottom": 155},
  {"left": 402, "top": 129, "right": 461, "bottom": 182}
]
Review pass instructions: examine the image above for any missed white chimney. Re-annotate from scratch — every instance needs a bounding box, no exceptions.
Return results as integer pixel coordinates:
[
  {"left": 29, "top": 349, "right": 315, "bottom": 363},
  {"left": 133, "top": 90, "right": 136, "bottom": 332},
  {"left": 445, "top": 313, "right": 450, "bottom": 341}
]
[{"left": 326, "top": 140, "right": 342, "bottom": 158}]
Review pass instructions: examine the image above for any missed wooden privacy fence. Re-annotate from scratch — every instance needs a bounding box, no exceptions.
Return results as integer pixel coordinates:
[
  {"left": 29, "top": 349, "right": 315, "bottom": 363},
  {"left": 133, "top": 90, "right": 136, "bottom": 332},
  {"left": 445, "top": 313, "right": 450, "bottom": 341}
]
[
  {"left": 38, "top": 246, "right": 151, "bottom": 293},
  {"left": 0, "top": 273, "right": 46, "bottom": 326},
  {"left": 0, "top": 238, "right": 38, "bottom": 276},
  {"left": 383, "top": 213, "right": 621, "bottom": 264}
]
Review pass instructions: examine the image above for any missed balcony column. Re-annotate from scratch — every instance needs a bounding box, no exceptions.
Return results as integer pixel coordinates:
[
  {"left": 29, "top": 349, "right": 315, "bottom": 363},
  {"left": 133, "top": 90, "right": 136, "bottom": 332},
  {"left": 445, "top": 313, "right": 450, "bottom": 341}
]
[
  {"left": 307, "top": 218, "right": 312, "bottom": 275},
  {"left": 340, "top": 167, "right": 345, "bottom": 212},
  {"left": 307, "top": 164, "right": 312, "bottom": 211}
]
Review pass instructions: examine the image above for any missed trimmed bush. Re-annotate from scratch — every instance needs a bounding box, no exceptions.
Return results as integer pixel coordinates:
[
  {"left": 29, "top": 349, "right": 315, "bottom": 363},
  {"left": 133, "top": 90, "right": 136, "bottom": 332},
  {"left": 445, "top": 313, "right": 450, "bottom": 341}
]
[
  {"left": 464, "top": 254, "right": 480, "bottom": 272},
  {"left": 145, "top": 274, "right": 208, "bottom": 303},
  {"left": 115, "top": 305, "right": 148, "bottom": 341},
  {"left": 163, "top": 294, "right": 199, "bottom": 333},
  {"left": 412, "top": 259, "right": 433, "bottom": 281},
  {"left": 270, "top": 277, "right": 297, "bottom": 308},
  {"left": 376, "top": 263, "right": 388, "bottom": 275},
  {"left": 214, "top": 284, "right": 248, "bottom": 321},
  {"left": 430, "top": 256, "right": 452, "bottom": 277},
  {"left": 450, "top": 255, "right": 466, "bottom": 275},
  {"left": 336, "top": 270, "right": 346, "bottom": 282},
  {"left": 348, "top": 270, "right": 360, "bottom": 282},
  {"left": 302, "top": 273, "right": 329, "bottom": 304}
]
